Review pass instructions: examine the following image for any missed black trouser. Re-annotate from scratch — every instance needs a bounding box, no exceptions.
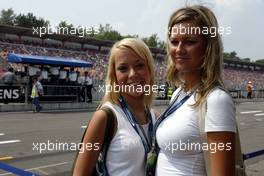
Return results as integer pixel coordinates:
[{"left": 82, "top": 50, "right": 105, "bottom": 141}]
[
  {"left": 68, "top": 81, "right": 77, "bottom": 95},
  {"left": 41, "top": 79, "right": 48, "bottom": 95},
  {"left": 50, "top": 75, "right": 59, "bottom": 95},
  {"left": 86, "top": 85, "right": 93, "bottom": 102},
  {"left": 247, "top": 91, "right": 252, "bottom": 99},
  {"left": 58, "top": 79, "right": 67, "bottom": 95}
]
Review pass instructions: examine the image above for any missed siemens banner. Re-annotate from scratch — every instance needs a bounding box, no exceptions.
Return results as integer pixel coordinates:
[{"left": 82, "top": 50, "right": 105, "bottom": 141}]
[{"left": 0, "top": 86, "right": 21, "bottom": 103}]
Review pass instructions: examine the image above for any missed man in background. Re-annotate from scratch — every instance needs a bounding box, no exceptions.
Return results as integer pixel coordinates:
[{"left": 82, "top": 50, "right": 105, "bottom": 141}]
[
  {"left": 1, "top": 67, "right": 17, "bottom": 86},
  {"left": 1, "top": 67, "right": 17, "bottom": 104},
  {"left": 246, "top": 81, "right": 254, "bottom": 99},
  {"left": 83, "top": 71, "right": 93, "bottom": 102}
]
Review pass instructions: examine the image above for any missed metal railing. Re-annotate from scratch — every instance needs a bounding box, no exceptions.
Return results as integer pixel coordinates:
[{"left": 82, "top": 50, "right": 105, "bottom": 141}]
[
  {"left": 229, "top": 89, "right": 264, "bottom": 99},
  {"left": 0, "top": 84, "right": 103, "bottom": 104},
  {"left": 1, "top": 84, "right": 264, "bottom": 104}
]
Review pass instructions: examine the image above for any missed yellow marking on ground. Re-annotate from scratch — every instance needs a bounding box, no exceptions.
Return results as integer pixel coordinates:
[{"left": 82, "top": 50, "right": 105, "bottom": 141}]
[{"left": 0, "top": 156, "right": 13, "bottom": 161}]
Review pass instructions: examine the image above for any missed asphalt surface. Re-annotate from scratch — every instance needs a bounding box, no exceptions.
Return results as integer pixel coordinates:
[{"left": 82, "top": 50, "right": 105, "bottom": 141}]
[{"left": 0, "top": 102, "right": 263, "bottom": 176}]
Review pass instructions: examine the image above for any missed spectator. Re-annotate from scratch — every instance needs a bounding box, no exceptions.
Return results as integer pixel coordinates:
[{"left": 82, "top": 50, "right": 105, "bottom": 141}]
[
  {"left": 59, "top": 67, "right": 68, "bottom": 95},
  {"left": 49, "top": 65, "right": 59, "bottom": 94},
  {"left": 83, "top": 71, "right": 93, "bottom": 102},
  {"left": 246, "top": 81, "right": 253, "bottom": 99},
  {"left": 77, "top": 71, "right": 85, "bottom": 102},
  {"left": 31, "top": 76, "right": 44, "bottom": 112},
  {"left": 68, "top": 67, "right": 78, "bottom": 84},
  {"left": 1, "top": 67, "right": 17, "bottom": 86},
  {"left": 68, "top": 67, "right": 78, "bottom": 95},
  {"left": 28, "top": 65, "right": 41, "bottom": 77}
]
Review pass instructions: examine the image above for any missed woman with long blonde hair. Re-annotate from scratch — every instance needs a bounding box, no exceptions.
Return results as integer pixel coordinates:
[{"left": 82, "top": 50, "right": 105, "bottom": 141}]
[
  {"left": 73, "top": 38, "right": 159, "bottom": 176},
  {"left": 155, "top": 5, "right": 238, "bottom": 175}
]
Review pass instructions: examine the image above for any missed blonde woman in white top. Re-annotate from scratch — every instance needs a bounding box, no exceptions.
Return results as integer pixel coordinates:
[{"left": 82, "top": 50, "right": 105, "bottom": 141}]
[
  {"left": 155, "top": 5, "right": 237, "bottom": 176},
  {"left": 73, "top": 38, "right": 159, "bottom": 176}
]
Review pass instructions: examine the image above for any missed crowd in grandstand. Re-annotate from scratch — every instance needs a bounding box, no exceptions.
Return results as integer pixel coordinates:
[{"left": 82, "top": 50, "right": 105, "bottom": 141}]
[
  {"left": 223, "top": 68, "right": 264, "bottom": 90},
  {"left": 1, "top": 37, "right": 264, "bottom": 91},
  {"left": 0, "top": 39, "right": 107, "bottom": 83}
]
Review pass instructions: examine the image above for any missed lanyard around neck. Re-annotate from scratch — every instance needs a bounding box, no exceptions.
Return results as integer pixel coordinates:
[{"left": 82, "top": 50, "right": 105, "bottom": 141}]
[
  {"left": 119, "top": 96, "right": 153, "bottom": 154},
  {"left": 154, "top": 88, "right": 195, "bottom": 132}
]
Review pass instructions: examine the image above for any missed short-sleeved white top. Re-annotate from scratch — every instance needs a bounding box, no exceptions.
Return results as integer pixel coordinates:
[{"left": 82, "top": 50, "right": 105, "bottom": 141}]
[{"left": 156, "top": 87, "right": 236, "bottom": 176}]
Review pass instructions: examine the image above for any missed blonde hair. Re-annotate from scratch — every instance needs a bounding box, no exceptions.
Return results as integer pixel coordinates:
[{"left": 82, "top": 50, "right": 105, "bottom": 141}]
[
  {"left": 166, "top": 5, "right": 224, "bottom": 106},
  {"left": 101, "top": 38, "right": 155, "bottom": 107}
]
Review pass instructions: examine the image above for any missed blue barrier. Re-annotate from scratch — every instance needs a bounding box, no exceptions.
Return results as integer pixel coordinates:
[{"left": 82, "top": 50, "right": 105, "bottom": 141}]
[
  {"left": 0, "top": 162, "right": 39, "bottom": 176},
  {"left": 244, "top": 149, "right": 264, "bottom": 160},
  {"left": 0, "top": 149, "right": 263, "bottom": 176}
]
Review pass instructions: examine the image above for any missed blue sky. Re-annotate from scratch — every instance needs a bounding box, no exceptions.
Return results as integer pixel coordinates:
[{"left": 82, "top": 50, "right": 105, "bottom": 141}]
[{"left": 1, "top": 0, "right": 264, "bottom": 61}]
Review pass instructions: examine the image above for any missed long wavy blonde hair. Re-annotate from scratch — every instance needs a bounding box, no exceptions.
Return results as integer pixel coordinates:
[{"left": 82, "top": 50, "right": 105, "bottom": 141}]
[
  {"left": 166, "top": 5, "right": 224, "bottom": 106},
  {"left": 101, "top": 38, "right": 155, "bottom": 107}
]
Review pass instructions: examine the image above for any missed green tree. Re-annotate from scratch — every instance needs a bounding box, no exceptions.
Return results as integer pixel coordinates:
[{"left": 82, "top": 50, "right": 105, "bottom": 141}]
[
  {"left": 157, "top": 40, "right": 166, "bottom": 50},
  {"left": 223, "top": 52, "right": 231, "bottom": 58},
  {"left": 0, "top": 8, "right": 16, "bottom": 25},
  {"left": 85, "top": 27, "right": 98, "bottom": 38},
  {"left": 142, "top": 34, "right": 159, "bottom": 48},
  {"left": 255, "top": 59, "right": 264, "bottom": 65},
  {"left": 122, "top": 34, "right": 139, "bottom": 39},
  {"left": 15, "top": 12, "right": 49, "bottom": 28},
  {"left": 103, "top": 30, "right": 122, "bottom": 40},
  {"left": 230, "top": 51, "right": 237, "bottom": 58},
  {"left": 94, "top": 24, "right": 122, "bottom": 41},
  {"left": 57, "top": 20, "right": 75, "bottom": 35},
  {"left": 242, "top": 58, "right": 251, "bottom": 62},
  {"left": 58, "top": 20, "right": 74, "bottom": 28}
]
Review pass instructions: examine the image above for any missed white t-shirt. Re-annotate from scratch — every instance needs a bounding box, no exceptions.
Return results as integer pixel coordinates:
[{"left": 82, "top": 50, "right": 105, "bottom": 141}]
[
  {"left": 50, "top": 67, "right": 59, "bottom": 75},
  {"left": 77, "top": 76, "right": 84, "bottom": 84},
  {"left": 59, "top": 70, "right": 67, "bottom": 79},
  {"left": 84, "top": 76, "right": 93, "bottom": 85},
  {"left": 41, "top": 70, "right": 48, "bottom": 79},
  {"left": 69, "top": 72, "right": 77, "bottom": 82},
  {"left": 156, "top": 87, "right": 236, "bottom": 176},
  {"left": 28, "top": 66, "right": 40, "bottom": 76},
  {"left": 102, "top": 102, "right": 156, "bottom": 176}
]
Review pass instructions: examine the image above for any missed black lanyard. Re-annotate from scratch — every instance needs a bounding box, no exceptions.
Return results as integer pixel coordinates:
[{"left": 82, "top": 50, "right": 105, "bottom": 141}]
[
  {"left": 154, "top": 88, "right": 195, "bottom": 134},
  {"left": 119, "top": 96, "right": 153, "bottom": 154}
]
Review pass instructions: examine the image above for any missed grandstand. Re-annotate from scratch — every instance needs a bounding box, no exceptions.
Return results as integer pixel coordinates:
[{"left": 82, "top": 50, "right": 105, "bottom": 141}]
[{"left": 0, "top": 24, "right": 264, "bottom": 91}]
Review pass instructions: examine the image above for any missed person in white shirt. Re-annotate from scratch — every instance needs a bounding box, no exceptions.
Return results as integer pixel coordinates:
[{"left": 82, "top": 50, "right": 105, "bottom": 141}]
[
  {"left": 155, "top": 5, "right": 237, "bottom": 176},
  {"left": 1, "top": 67, "right": 17, "bottom": 86},
  {"left": 83, "top": 71, "right": 93, "bottom": 102},
  {"left": 40, "top": 67, "right": 48, "bottom": 95},
  {"left": 73, "top": 38, "right": 159, "bottom": 176},
  {"left": 68, "top": 67, "right": 77, "bottom": 84},
  {"left": 68, "top": 67, "right": 78, "bottom": 95},
  {"left": 40, "top": 69, "right": 48, "bottom": 81},
  {"left": 49, "top": 66, "right": 59, "bottom": 84},
  {"left": 59, "top": 68, "right": 67, "bottom": 83},
  {"left": 28, "top": 65, "right": 41, "bottom": 94},
  {"left": 28, "top": 65, "right": 40, "bottom": 77},
  {"left": 49, "top": 66, "right": 60, "bottom": 94},
  {"left": 77, "top": 72, "right": 84, "bottom": 85},
  {"left": 59, "top": 68, "right": 68, "bottom": 95},
  {"left": 50, "top": 66, "right": 59, "bottom": 77},
  {"left": 31, "top": 76, "right": 43, "bottom": 112},
  {"left": 77, "top": 71, "right": 85, "bottom": 101}
]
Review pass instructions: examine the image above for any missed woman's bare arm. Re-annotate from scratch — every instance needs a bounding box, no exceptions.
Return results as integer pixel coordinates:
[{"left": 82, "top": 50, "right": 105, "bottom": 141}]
[
  {"left": 207, "top": 132, "right": 236, "bottom": 176},
  {"left": 72, "top": 110, "right": 108, "bottom": 176}
]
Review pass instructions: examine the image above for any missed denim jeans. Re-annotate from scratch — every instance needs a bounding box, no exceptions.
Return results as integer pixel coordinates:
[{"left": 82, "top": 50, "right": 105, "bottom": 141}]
[{"left": 32, "top": 97, "right": 41, "bottom": 112}]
